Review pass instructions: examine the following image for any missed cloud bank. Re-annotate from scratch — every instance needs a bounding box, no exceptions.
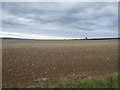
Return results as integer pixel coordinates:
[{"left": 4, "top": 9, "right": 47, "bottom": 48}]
[{"left": 2, "top": 2, "right": 118, "bottom": 39}]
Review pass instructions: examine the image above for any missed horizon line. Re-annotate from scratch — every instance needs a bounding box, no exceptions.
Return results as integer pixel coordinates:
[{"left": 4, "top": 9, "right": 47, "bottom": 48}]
[{"left": 1, "top": 36, "right": 119, "bottom": 40}]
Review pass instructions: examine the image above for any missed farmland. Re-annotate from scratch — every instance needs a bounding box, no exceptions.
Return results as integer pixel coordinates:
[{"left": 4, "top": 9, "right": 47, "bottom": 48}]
[{"left": 2, "top": 39, "right": 118, "bottom": 88}]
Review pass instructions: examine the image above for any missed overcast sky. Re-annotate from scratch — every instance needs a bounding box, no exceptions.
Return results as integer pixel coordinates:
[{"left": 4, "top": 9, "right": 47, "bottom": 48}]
[{"left": 1, "top": 2, "right": 118, "bottom": 39}]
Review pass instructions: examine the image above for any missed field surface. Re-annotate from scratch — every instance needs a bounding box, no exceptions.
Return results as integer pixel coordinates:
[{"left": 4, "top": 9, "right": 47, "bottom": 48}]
[{"left": 2, "top": 39, "right": 118, "bottom": 88}]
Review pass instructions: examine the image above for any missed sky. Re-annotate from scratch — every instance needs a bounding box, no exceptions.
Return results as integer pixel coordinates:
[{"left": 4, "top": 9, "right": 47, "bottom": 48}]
[{"left": 1, "top": 2, "right": 118, "bottom": 39}]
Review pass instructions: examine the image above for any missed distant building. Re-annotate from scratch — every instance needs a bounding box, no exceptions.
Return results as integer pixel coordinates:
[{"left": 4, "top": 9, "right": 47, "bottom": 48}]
[{"left": 85, "top": 37, "right": 87, "bottom": 40}]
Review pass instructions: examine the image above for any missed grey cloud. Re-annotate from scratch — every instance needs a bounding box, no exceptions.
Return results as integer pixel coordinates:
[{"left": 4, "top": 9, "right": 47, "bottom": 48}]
[{"left": 2, "top": 2, "right": 118, "bottom": 38}]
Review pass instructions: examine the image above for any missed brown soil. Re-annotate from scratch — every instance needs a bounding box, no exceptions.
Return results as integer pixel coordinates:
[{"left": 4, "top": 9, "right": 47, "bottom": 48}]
[{"left": 2, "top": 39, "right": 118, "bottom": 88}]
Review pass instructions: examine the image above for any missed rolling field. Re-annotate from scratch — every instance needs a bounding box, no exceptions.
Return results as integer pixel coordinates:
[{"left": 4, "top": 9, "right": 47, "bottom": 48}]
[{"left": 2, "top": 39, "right": 118, "bottom": 88}]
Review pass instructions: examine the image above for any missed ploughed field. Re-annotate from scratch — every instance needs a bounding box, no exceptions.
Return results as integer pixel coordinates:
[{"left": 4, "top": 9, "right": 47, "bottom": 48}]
[{"left": 2, "top": 39, "right": 118, "bottom": 88}]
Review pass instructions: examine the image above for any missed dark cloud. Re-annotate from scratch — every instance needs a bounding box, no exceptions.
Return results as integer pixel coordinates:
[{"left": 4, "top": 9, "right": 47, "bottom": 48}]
[{"left": 2, "top": 2, "right": 118, "bottom": 38}]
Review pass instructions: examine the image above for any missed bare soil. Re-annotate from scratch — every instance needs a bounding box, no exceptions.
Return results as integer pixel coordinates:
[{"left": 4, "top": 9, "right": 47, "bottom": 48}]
[{"left": 2, "top": 39, "right": 118, "bottom": 88}]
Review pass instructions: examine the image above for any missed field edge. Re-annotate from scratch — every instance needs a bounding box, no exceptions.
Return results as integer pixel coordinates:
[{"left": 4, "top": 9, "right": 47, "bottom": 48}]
[{"left": 27, "top": 73, "right": 119, "bottom": 88}]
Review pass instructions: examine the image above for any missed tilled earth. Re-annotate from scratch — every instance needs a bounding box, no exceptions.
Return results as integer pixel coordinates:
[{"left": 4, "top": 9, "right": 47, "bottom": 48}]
[{"left": 2, "top": 39, "right": 118, "bottom": 88}]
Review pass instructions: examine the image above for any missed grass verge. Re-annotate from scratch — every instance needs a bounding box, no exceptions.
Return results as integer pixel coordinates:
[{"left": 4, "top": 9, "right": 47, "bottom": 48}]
[{"left": 28, "top": 74, "right": 119, "bottom": 88}]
